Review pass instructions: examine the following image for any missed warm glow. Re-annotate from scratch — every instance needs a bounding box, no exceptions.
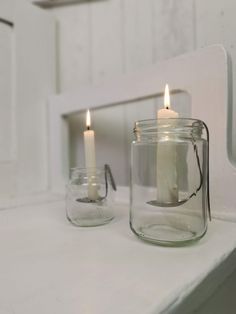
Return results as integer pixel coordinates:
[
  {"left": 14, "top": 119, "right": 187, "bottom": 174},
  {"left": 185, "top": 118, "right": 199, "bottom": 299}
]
[
  {"left": 164, "top": 84, "right": 170, "bottom": 109},
  {"left": 86, "top": 109, "right": 91, "bottom": 128}
]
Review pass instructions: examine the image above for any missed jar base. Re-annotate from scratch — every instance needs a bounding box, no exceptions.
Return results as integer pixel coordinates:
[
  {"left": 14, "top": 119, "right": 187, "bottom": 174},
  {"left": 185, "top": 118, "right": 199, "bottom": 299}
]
[
  {"left": 132, "top": 223, "right": 207, "bottom": 246},
  {"left": 67, "top": 215, "right": 114, "bottom": 227}
]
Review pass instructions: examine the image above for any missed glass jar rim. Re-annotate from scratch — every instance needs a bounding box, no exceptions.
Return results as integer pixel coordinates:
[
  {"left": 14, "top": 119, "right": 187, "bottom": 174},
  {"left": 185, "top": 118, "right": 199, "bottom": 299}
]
[
  {"left": 70, "top": 166, "right": 105, "bottom": 173},
  {"left": 134, "top": 118, "right": 206, "bottom": 137},
  {"left": 135, "top": 117, "right": 205, "bottom": 128}
]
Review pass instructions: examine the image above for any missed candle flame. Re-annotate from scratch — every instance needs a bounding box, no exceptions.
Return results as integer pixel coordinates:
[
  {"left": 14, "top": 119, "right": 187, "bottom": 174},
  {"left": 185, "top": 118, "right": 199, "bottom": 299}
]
[
  {"left": 164, "top": 84, "right": 170, "bottom": 109},
  {"left": 86, "top": 109, "right": 91, "bottom": 128}
]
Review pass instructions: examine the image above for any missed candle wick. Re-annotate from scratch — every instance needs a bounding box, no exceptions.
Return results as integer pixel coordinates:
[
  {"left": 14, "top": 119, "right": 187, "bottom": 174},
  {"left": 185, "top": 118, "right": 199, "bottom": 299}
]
[
  {"left": 87, "top": 126, "right": 90, "bottom": 130},
  {"left": 166, "top": 106, "right": 169, "bottom": 110}
]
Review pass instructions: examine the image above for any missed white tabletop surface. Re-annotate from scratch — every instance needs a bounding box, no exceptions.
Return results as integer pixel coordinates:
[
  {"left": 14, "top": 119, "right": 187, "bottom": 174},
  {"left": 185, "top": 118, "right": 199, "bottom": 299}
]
[{"left": 0, "top": 199, "right": 236, "bottom": 314}]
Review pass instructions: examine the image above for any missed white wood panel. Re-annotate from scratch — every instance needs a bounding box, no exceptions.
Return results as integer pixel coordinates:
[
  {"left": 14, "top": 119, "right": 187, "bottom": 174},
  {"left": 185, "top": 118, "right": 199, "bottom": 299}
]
[
  {"left": 195, "top": 0, "right": 223, "bottom": 46},
  {"left": 0, "top": 24, "right": 13, "bottom": 161},
  {"left": 0, "top": 2, "right": 16, "bottom": 199},
  {"left": 123, "top": 0, "right": 153, "bottom": 71},
  {"left": 152, "top": 0, "right": 195, "bottom": 61},
  {"left": 14, "top": 1, "right": 55, "bottom": 195},
  {"left": 51, "top": 0, "right": 197, "bottom": 183},
  {"left": 0, "top": 0, "right": 14, "bottom": 22},
  {"left": 0, "top": 0, "right": 56, "bottom": 200},
  {"left": 0, "top": 162, "right": 16, "bottom": 198},
  {"left": 122, "top": 0, "right": 155, "bottom": 181},
  {"left": 195, "top": 0, "right": 236, "bottom": 164},
  {"left": 55, "top": 0, "right": 126, "bottom": 179},
  {"left": 54, "top": 0, "right": 127, "bottom": 179},
  {"left": 89, "top": 0, "right": 123, "bottom": 83},
  {"left": 53, "top": 3, "right": 91, "bottom": 91}
]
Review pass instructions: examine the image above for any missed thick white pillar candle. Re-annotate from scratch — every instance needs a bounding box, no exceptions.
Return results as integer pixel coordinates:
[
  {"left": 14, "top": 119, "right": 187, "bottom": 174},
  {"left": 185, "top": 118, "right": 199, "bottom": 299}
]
[
  {"left": 157, "top": 85, "right": 179, "bottom": 204},
  {"left": 84, "top": 110, "right": 98, "bottom": 200}
]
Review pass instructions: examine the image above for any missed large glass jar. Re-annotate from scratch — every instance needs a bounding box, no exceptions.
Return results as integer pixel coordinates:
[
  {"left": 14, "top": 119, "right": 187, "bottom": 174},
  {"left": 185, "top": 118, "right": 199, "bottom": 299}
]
[{"left": 130, "top": 118, "right": 210, "bottom": 246}]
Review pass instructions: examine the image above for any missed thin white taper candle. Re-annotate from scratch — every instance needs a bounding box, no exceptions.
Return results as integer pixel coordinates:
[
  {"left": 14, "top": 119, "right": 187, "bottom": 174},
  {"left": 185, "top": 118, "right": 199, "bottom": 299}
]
[{"left": 84, "top": 110, "right": 98, "bottom": 200}]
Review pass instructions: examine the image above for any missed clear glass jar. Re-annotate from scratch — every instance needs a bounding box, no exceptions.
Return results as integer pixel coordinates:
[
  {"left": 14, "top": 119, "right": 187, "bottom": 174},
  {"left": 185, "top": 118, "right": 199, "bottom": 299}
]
[
  {"left": 130, "top": 118, "right": 210, "bottom": 246},
  {"left": 66, "top": 166, "right": 115, "bottom": 227}
]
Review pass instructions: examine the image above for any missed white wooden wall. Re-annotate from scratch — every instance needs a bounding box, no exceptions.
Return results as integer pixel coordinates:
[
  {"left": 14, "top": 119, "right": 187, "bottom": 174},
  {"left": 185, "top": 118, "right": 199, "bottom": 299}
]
[
  {"left": 0, "top": 18, "right": 15, "bottom": 197},
  {"left": 0, "top": 0, "right": 55, "bottom": 201},
  {"left": 53, "top": 0, "right": 195, "bottom": 90},
  {"left": 50, "top": 0, "right": 195, "bottom": 182},
  {"left": 51, "top": 0, "right": 236, "bottom": 168}
]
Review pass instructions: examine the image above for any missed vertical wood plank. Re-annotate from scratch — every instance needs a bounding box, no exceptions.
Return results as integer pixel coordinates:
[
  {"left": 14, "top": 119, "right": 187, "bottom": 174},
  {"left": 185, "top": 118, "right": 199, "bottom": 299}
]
[
  {"left": 0, "top": 24, "right": 13, "bottom": 161},
  {"left": 15, "top": 1, "right": 55, "bottom": 194},
  {"left": 122, "top": 0, "right": 156, "bottom": 181},
  {"left": 152, "top": 0, "right": 195, "bottom": 62},
  {"left": 53, "top": 3, "right": 91, "bottom": 91},
  {"left": 0, "top": 0, "right": 14, "bottom": 22},
  {"left": 195, "top": 0, "right": 236, "bottom": 164},
  {"left": 123, "top": 0, "right": 153, "bottom": 71},
  {"left": 195, "top": 0, "right": 223, "bottom": 47},
  {"left": 0, "top": 2, "right": 15, "bottom": 199},
  {"left": 89, "top": 0, "right": 123, "bottom": 83}
]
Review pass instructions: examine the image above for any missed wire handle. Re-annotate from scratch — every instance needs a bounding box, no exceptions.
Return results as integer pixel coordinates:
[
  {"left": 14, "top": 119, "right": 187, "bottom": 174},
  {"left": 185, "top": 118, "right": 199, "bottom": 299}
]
[
  {"left": 148, "top": 122, "right": 211, "bottom": 221},
  {"left": 105, "top": 164, "right": 117, "bottom": 191}
]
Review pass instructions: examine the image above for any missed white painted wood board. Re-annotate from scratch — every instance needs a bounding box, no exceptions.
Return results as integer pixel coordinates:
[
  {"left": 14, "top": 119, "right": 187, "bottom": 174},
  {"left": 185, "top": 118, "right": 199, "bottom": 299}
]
[
  {"left": 0, "top": 199, "right": 235, "bottom": 313},
  {"left": 54, "top": 3, "right": 91, "bottom": 91},
  {"left": 14, "top": 1, "right": 56, "bottom": 195},
  {"left": 90, "top": 0, "right": 123, "bottom": 84},
  {"left": 195, "top": 0, "right": 236, "bottom": 167},
  {"left": 123, "top": 0, "right": 153, "bottom": 72},
  {"left": 51, "top": 0, "right": 236, "bottom": 165},
  {"left": 0, "top": 0, "right": 14, "bottom": 22},
  {"left": 0, "top": 21, "right": 13, "bottom": 162},
  {"left": 52, "top": 0, "right": 196, "bottom": 186},
  {"left": 122, "top": 0, "right": 156, "bottom": 181},
  {"left": 152, "top": 0, "right": 195, "bottom": 62},
  {"left": 52, "top": 0, "right": 195, "bottom": 93},
  {"left": 0, "top": 1, "right": 15, "bottom": 198},
  {"left": 0, "top": 0, "right": 56, "bottom": 201}
]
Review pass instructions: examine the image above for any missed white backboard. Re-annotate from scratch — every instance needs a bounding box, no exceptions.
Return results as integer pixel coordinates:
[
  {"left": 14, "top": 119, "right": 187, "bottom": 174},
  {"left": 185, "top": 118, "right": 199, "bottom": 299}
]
[{"left": 0, "top": 0, "right": 55, "bottom": 200}]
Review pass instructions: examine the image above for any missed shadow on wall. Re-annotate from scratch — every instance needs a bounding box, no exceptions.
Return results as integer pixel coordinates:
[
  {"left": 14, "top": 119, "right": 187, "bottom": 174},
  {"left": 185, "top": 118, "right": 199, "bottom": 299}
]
[{"left": 33, "top": 0, "right": 107, "bottom": 9}]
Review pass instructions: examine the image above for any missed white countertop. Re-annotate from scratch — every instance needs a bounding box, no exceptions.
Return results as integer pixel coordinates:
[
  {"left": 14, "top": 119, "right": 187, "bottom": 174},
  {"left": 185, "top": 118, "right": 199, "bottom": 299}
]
[{"left": 0, "top": 199, "right": 236, "bottom": 314}]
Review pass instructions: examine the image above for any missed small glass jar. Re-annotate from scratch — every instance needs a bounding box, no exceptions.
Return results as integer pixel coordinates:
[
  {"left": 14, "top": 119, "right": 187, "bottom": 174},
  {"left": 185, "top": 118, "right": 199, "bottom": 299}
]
[
  {"left": 130, "top": 118, "right": 210, "bottom": 246},
  {"left": 66, "top": 166, "right": 115, "bottom": 227}
]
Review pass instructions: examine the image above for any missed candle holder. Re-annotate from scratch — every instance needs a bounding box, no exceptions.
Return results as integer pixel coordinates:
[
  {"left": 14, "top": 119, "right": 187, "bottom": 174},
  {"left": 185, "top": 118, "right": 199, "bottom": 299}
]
[
  {"left": 130, "top": 118, "right": 210, "bottom": 246},
  {"left": 66, "top": 165, "right": 116, "bottom": 227}
]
